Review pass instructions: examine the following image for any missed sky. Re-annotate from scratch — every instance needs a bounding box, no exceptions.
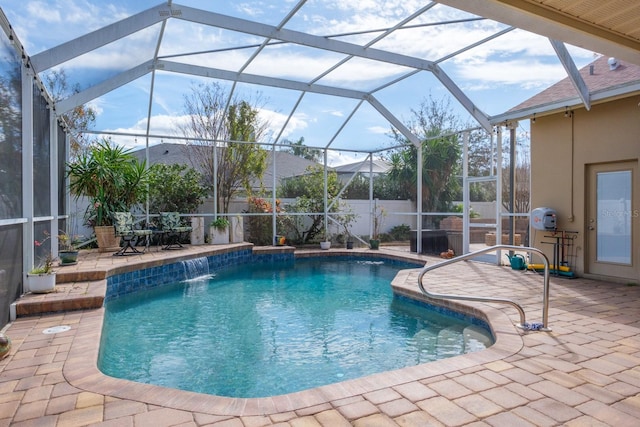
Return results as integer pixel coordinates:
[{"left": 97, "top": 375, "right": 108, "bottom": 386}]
[{"left": 2, "top": 0, "right": 598, "bottom": 165}]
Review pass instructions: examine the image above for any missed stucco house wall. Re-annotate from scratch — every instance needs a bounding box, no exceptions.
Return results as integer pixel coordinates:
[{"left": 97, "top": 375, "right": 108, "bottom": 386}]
[{"left": 530, "top": 95, "right": 640, "bottom": 278}]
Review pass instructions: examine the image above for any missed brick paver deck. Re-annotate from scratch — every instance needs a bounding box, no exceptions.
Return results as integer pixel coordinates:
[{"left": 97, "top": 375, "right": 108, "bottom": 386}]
[{"left": 1, "top": 244, "right": 639, "bottom": 426}]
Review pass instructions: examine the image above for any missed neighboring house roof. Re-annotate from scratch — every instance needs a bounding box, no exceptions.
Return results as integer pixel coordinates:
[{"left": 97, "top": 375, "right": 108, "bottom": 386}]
[
  {"left": 131, "top": 142, "right": 323, "bottom": 189},
  {"left": 334, "top": 159, "right": 390, "bottom": 175},
  {"left": 131, "top": 142, "right": 191, "bottom": 166},
  {"left": 262, "top": 150, "right": 327, "bottom": 183},
  {"left": 506, "top": 55, "right": 640, "bottom": 119}
]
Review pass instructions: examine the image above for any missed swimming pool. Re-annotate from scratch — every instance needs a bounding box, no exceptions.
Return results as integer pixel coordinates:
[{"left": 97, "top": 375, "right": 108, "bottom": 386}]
[{"left": 99, "top": 256, "right": 494, "bottom": 398}]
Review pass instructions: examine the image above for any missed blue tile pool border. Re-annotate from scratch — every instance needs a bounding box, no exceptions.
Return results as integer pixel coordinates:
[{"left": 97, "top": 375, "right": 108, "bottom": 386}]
[{"left": 105, "top": 248, "right": 295, "bottom": 301}]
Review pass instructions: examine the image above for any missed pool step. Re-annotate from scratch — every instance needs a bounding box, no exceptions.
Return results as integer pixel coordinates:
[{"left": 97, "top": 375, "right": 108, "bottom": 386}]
[
  {"left": 463, "top": 325, "right": 493, "bottom": 352},
  {"left": 13, "top": 279, "right": 106, "bottom": 318},
  {"left": 436, "top": 327, "right": 464, "bottom": 358}
]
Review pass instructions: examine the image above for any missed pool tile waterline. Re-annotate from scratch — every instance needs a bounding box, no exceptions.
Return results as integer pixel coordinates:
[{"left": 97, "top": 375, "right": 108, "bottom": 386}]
[{"left": 106, "top": 248, "right": 254, "bottom": 300}]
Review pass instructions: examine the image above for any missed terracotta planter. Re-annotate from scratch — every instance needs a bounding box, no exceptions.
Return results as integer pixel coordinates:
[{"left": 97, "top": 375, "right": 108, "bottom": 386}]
[
  {"left": 94, "top": 226, "right": 120, "bottom": 252},
  {"left": 26, "top": 273, "right": 56, "bottom": 293}
]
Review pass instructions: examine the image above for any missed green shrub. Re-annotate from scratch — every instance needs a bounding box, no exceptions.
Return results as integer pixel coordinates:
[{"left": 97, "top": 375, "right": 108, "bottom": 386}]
[
  {"left": 388, "top": 224, "right": 411, "bottom": 241},
  {"left": 148, "top": 163, "right": 207, "bottom": 214}
]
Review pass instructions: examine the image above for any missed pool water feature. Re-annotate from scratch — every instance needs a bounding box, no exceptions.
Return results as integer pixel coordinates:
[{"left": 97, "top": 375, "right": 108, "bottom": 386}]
[
  {"left": 99, "top": 257, "right": 493, "bottom": 398},
  {"left": 181, "top": 256, "right": 210, "bottom": 279}
]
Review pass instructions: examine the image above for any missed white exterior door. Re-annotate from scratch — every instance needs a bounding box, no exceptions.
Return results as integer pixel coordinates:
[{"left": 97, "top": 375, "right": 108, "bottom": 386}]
[{"left": 586, "top": 161, "right": 639, "bottom": 280}]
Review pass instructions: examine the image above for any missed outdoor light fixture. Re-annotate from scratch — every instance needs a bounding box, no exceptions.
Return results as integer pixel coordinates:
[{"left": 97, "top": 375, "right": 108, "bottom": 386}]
[{"left": 532, "top": 113, "right": 536, "bottom": 124}]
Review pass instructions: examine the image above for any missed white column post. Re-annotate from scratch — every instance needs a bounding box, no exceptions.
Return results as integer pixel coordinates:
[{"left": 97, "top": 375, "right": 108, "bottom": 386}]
[{"left": 22, "top": 66, "right": 35, "bottom": 287}]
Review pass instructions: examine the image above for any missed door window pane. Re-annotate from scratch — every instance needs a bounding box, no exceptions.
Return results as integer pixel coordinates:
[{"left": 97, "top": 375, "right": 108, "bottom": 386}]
[{"left": 597, "top": 170, "right": 632, "bottom": 264}]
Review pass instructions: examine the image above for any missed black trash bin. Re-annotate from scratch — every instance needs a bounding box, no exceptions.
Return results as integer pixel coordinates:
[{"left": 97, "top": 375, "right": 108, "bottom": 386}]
[{"left": 410, "top": 230, "right": 449, "bottom": 254}]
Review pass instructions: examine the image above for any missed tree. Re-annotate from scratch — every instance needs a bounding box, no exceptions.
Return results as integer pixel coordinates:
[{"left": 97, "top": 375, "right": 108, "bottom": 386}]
[
  {"left": 147, "top": 163, "right": 207, "bottom": 214},
  {"left": 278, "top": 165, "right": 348, "bottom": 244},
  {"left": 387, "top": 95, "right": 462, "bottom": 213},
  {"left": 282, "top": 136, "right": 321, "bottom": 162},
  {"left": 44, "top": 69, "right": 96, "bottom": 159},
  {"left": 177, "top": 82, "right": 269, "bottom": 213},
  {"left": 465, "top": 130, "right": 497, "bottom": 202},
  {"left": 503, "top": 153, "right": 531, "bottom": 214}
]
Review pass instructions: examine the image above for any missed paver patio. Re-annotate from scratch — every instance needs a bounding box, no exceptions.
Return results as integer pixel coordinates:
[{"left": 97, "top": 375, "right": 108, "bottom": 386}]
[{"left": 1, "top": 244, "right": 639, "bottom": 426}]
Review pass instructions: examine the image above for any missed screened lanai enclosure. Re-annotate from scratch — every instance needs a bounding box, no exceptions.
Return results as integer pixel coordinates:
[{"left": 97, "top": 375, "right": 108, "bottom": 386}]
[{"left": 1, "top": 0, "right": 638, "bottom": 327}]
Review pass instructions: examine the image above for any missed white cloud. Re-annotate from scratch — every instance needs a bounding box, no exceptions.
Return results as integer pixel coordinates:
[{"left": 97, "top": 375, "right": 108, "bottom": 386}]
[
  {"left": 327, "top": 150, "right": 360, "bottom": 167},
  {"left": 85, "top": 100, "right": 103, "bottom": 117},
  {"left": 13, "top": 0, "right": 127, "bottom": 52},
  {"left": 100, "top": 114, "right": 189, "bottom": 149},
  {"left": 455, "top": 59, "right": 567, "bottom": 90},
  {"left": 26, "top": 2, "right": 61, "bottom": 23},
  {"left": 368, "top": 125, "right": 390, "bottom": 135},
  {"left": 259, "top": 109, "right": 309, "bottom": 140},
  {"left": 324, "top": 109, "right": 344, "bottom": 117}
]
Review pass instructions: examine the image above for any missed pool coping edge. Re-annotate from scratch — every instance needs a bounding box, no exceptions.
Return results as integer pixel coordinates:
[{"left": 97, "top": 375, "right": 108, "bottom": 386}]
[{"left": 62, "top": 250, "right": 525, "bottom": 417}]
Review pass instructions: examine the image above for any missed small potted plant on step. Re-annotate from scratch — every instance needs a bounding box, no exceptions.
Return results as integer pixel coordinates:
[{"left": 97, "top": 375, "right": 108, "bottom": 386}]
[
  {"left": 27, "top": 252, "right": 56, "bottom": 293},
  {"left": 26, "top": 233, "right": 57, "bottom": 293},
  {"left": 58, "top": 230, "right": 80, "bottom": 265}
]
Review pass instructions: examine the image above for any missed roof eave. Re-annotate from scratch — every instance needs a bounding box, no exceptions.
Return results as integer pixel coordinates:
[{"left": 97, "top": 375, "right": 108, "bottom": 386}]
[{"left": 491, "top": 81, "right": 640, "bottom": 124}]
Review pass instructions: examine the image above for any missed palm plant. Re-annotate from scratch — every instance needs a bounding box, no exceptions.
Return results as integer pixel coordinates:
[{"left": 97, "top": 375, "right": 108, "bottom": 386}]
[
  {"left": 387, "top": 95, "right": 463, "bottom": 215},
  {"left": 67, "top": 139, "right": 150, "bottom": 227}
]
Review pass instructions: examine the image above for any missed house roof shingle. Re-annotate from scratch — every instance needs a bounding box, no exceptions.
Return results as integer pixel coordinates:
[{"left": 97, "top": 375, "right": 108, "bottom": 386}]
[{"left": 508, "top": 55, "right": 640, "bottom": 115}]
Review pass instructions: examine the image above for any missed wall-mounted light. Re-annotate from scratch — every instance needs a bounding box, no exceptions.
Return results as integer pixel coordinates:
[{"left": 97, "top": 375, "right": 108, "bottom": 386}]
[
  {"left": 532, "top": 113, "right": 536, "bottom": 124},
  {"left": 564, "top": 107, "right": 569, "bottom": 118}
]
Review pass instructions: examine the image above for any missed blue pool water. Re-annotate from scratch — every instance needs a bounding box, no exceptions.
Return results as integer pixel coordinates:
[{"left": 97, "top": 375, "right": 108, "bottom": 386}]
[{"left": 99, "top": 257, "right": 493, "bottom": 398}]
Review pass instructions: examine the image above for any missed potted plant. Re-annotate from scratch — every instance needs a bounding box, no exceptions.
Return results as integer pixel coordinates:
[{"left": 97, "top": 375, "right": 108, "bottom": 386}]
[
  {"left": 345, "top": 236, "right": 354, "bottom": 250},
  {"left": 26, "top": 233, "right": 57, "bottom": 293},
  {"left": 338, "top": 210, "right": 357, "bottom": 249},
  {"left": 370, "top": 204, "right": 386, "bottom": 250},
  {"left": 27, "top": 252, "right": 56, "bottom": 293},
  {"left": 210, "top": 217, "right": 230, "bottom": 245},
  {"left": 319, "top": 223, "right": 332, "bottom": 250},
  {"left": 58, "top": 231, "right": 80, "bottom": 265},
  {"left": 66, "top": 139, "right": 150, "bottom": 252},
  {"left": 0, "top": 332, "right": 10, "bottom": 360}
]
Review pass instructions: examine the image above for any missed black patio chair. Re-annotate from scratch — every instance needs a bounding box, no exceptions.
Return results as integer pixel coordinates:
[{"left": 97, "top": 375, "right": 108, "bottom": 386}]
[
  {"left": 159, "top": 212, "right": 192, "bottom": 250},
  {"left": 112, "top": 212, "right": 153, "bottom": 256}
]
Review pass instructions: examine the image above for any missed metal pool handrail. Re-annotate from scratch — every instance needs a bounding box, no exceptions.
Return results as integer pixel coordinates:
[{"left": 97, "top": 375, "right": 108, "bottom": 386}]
[{"left": 417, "top": 245, "right": 551, "bottom": 332}]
